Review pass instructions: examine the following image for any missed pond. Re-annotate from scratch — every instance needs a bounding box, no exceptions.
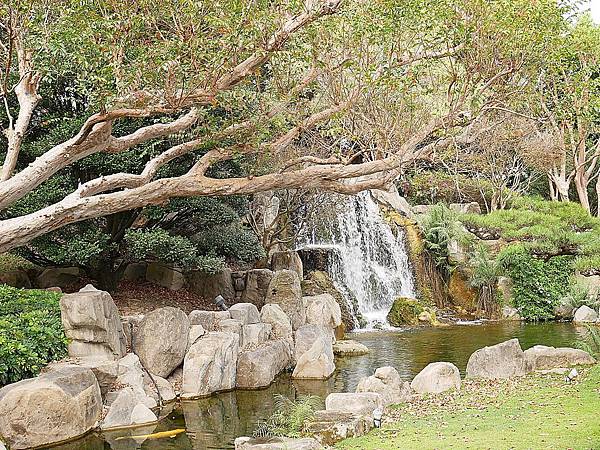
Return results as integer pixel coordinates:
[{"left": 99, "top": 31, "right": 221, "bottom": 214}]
[{"left": 49, "top": 321, "right": 586, "bottom": 450}]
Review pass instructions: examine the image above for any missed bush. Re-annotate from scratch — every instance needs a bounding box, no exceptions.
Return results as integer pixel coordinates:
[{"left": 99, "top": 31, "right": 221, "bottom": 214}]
[
  {"left": 0, "top": 285, "right": 68, "bottom": 386},
  {"left": 497, "top": 245, "right": 572, "bottom": 320}
]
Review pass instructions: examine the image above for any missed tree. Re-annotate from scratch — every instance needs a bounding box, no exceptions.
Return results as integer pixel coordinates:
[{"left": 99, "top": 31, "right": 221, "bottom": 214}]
[
  {"left": 0, "top": 0, "right": 567, "bottom": 255},
  {"left": 539, "top": 15, "right": 600, "bottom": 213}
]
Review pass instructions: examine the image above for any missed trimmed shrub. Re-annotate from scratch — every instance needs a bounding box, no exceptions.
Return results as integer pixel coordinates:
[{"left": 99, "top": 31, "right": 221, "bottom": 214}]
[{"left": 0, "top": 285, "right": 68, "bottom": 386}]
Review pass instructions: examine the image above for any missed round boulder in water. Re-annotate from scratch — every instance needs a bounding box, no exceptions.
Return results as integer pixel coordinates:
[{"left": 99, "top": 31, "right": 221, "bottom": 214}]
[{"left": 133, "top": 306, "right": 190, "bottom": 377}]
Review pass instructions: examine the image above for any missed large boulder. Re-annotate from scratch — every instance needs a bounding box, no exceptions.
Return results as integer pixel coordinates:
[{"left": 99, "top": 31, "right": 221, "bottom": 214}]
[
  {"left": 242, "top": 323, "right": 272, "bottom": 349},
  {"left": 217, "top": 318, "right": 244, "bottom": 347},
  {"left": 101, "top": 387, "right": 157, "bottom": 430},
  {"left": 189, "top": 309, "right": 231, "bottom": 330},
  {"left": 260, "top": 304, "right": 293, "bottom": 341},
  {"left": 356, "top": 366, "right": 411, "bottom": 405},
  {"left": 35, "top": 267, "right": 80, "bottom": 289},
  {"left": 271, "top": 250, "right": 304, "bottom": 280},
  {"left": 241, "top": 269, "right": 274, "bottom": 308},
  {"left": 0, "top": 269, "right": 31, "bottom": 288},
  {"left": 0, "top": 365, "right": 102, "bottom": 449},
  {"left": 122, "top": 262, "right": 147, "bottom": 282},
  {"left": 106, "top": 353, "right": 157, "bottom": 409},
  {"left": 72, "top": 358, "right": 119, "bottom": 397},
  {"left": 305, "top": 410, "right": 372, "bottom": 446},
  {"left": 133, "top": 306, "right": 190, "bottom": 378},
  {"left": 229, "top": 302, "right": 261, "bottom": 325},
  {"left": 386, "top": 297, "right": 423, "bottom": 326},
  {"left": 325, "top": 392, "right": 383, "bottom": 415},
  {"left": 236, "top": 340, "right": 292, "bottom": 388},
  {"left": 410, "top": 362, "right": 461, "bottom": 394},
  {"left": 573, "top": 305, "right": 598, "bottom": 323},
  {"left": 294, "top": 324, "right": 333, "bottom": 362},
  {"left": 146, "top": 263, "right": 185, "bottom": 290},
  {"left": 301, "top": 270, "right": 362, "bottom": 331},
  {"left": 234, "top": 437, "right": 323, "bottom": 450},
  {"left": 524, "top": 345, "right": 596, "bottom": 370},
  {"left": 265, "top": 270, "right": 305, "bottom": 330},
  {"left": 304, "top": 294, "right": 342, "bottom": 332},
  {"left": 60, "top": 284, "right": 127, "bottom": 360},
  {"left": 182, "top": 332, "right": 239, "bottom": 398},
  {"left": 466, "top": 338, "right": 530, "bottom": 379},
  {"left": 501, "top": 306, "right": 521, "bottom": 321},
  {"left": 292, "top": 337, "right": 335, "bottom": 379},
  {"left": 188, "top": 268, "right": 235, "bottom": 301}
]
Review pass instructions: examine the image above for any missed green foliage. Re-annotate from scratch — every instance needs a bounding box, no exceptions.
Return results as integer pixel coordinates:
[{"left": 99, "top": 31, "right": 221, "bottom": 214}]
[
  {"left": 497, "top": 245, "right": 572, "bottom": 320},
  {"left": 196, "top": 223, "right": 266, "bottom": 262},
  {"left": 0, "top": 285, "right": 68, "bottom": 386},
  {"left": 461, "top": 197, "right": 600, "bottom": 257},
  {"left": 575, "top": 324, "right": 600, "bottom": 357},
  {"left": 125, "top": 229, "right": 225, "bottom": 273},
  {"left": 404, "top": 171, "right": 493, "bottom": 208},
  {"left": 417, "top": 204, "right": 468, "bottom": 271},
  {"left": 562, "top": 281, "right": 600, "bottom": 311},
  {"left": 0, "top": 253, "right": 34, "bottom": 272},
  {"left": 253, "top": 394, "right": 321, "bottom": 439},
  {"left": 386, "top": 297, "right": 424, "bottom": 327}
]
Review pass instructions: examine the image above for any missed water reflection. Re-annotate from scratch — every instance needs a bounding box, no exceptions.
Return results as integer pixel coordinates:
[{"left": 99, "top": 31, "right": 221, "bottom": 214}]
[{"left": 49, "top": 322, "right": 584, "bottom": 450}]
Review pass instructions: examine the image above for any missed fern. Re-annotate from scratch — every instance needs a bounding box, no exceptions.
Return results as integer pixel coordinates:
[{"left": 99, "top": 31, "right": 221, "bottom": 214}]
[{"left": 252, "top": 394, "right": 322, "bottom": 438}]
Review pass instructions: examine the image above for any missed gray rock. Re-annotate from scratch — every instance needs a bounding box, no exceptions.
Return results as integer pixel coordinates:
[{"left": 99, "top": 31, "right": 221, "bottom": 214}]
[
  {"left": 189, "top": 324, "right": 206, "bottom": 346},
  {"left": 188, "top": 268, "right": 235, "bottom": 301},
  {"left": 133, "top": 306, "right": 190, "bottom": 378},
  {"left": 325, "top": 392, "right": 383, "bottom": 415},
  {"left": 265, "top": 270, "right": 305, "bottom": 330},
  {"left": 229, "top": 302, "right": 261, "bottom": 325},
  {"left": 217, "top": 318, "right": 244, "bottom": 347},
  {"left": 271, "top": 250, "right": 304, "bottom": 280},
  {"left": 241, "top": 269, "right": 274, "bottom": 308},
  {"left": 122, "top": 262, "right": 147, "bottom": 281},
  {"left": 101, "top": 387, "right": 157, "bottom": 430},
  {"left": 121, "top": 314, "right": 144, "bottom": 350},
  {"left": 36, "top": 267, "right": 80, "bottom": 289},
  {"left": 182, "top": 332, "right": 239, "bottom": 398},
  {"left": 108, "top": 353, "right": 156, "bottom": 409},
  {"left": 146, "top": 263, "right": 185, "bottom": 290},
  {"left": 0, "top": 269, "right": 31, "bottom": 288},
  {"left": 292, "top": 337, "right": 335, "bottom": 379},
  {"left": 524, "top": 345, "right": 596, "bottom": 370},
  {"left": 466, "top": 338, "right": 530, "bottom": 379},
  {"left": 449, "top": 202, "right": 481, "bottom": 214},
  {"left": 497, "top": 276, "right": 513, "bottom": 303},
  {"left": 305, "top": 410, "right": 373, "bottom": 446},
  {"left": 573, "top": 305, "right": 598, "bottom": 323},
  {"left": 242, "top": 323, "right": 272, "bottom": 349},
  {"left": 143, "top": 372, "right": 176, "bottom": 404},
  {"left": 501, "top": 305, "right": 521, "bottom": 321},
  {"left": 234, "top": 437, "right": 323, "bottom": 450},
  {"left": 260, "top": 304, "right": 293, "bottom": 342},
  {"left": 294, "top": 324, "right": 332, "bottom": 362},
  {"left": 0, "top": 365, "right": 102, "bottom": 449},
  {"left": 554, "top": 302, "right": 576, "bottom": 320},
  {"left": 189, "top": 309, "right": 231, "bottom": 330},
  {"left": 60, "top": 284, "right": 127, "bottom": 360},
  {"left": 356, "top": 366, "right": 411, "bottom": 405},
  {"left": 304, "top": 294, "right": 342, "bottom": 332},
  {"left": 76, "top": 358, "right": 119, "bottom": 397},
  {"left": 236, "top": 340, "right": 292, "bottom": 388},
  {"left": 410, "top": 362, "right": 461, "bottom": 394},
  {"left": 333, "top": 340, "right": 369, "bottom": 356}
]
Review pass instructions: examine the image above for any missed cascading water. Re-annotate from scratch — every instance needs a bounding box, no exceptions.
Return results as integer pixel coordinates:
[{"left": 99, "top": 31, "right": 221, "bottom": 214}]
[{"left": 299, "top": 191, "right": 416, "bottom": 328}]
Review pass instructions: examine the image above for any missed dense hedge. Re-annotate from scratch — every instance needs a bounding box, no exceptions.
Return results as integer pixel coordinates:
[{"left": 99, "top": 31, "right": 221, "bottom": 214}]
[
  {"left": 497, "top": 246, "right": 573, "bottom": 320},
  {"left": 0, "top": 285, "right": 68, "bottom": 386}
]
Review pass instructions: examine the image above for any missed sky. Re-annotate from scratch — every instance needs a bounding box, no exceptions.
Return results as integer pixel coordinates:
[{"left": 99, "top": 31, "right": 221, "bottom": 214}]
[{"left": 589, "top": 0, "right": 600, "bottom": 22}]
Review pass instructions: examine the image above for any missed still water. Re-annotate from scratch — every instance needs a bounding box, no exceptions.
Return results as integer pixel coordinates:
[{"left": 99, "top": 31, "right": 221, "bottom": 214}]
[{"left": 50, "top": 321, "right": 585, "bottom": 450}]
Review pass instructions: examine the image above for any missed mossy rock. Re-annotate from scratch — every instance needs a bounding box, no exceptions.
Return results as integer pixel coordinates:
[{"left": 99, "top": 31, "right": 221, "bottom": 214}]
[
  {"left": 448, "top": 268, "right": 478, "bottom": 312},
  {"left": 387, "top": 297, "right": 424, "bottom": 326}
]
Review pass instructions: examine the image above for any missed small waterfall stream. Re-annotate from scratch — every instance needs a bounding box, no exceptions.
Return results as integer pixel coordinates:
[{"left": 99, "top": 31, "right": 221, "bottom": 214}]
[{"left": 300, "top": 191, "right": 416, "bottom": 328}]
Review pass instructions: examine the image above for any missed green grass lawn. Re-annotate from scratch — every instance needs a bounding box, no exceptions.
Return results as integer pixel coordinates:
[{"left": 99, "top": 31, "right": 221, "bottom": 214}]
[{"left": 336, "top": 365, "right": 600, "bottom": 450}]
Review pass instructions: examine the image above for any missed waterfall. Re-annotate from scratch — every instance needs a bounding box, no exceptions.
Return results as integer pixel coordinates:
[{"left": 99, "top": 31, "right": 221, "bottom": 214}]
[{"left": 299, "top": 191, "right": 416, "bottom": 328}]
